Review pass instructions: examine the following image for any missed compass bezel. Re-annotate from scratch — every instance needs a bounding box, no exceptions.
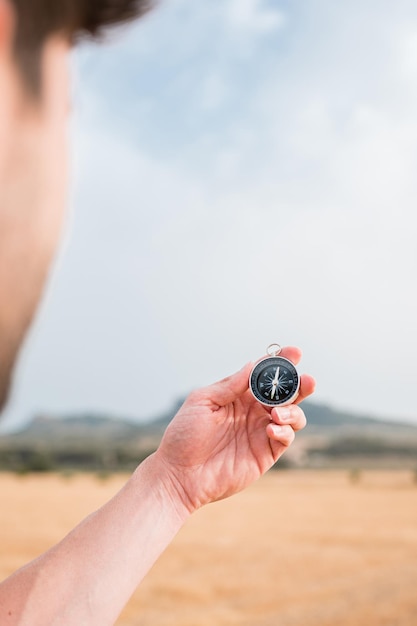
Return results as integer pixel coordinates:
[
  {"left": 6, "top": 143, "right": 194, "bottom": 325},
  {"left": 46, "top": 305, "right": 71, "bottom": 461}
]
[{"left": 249, "top": 355, "right": 300, "bottom": 407}]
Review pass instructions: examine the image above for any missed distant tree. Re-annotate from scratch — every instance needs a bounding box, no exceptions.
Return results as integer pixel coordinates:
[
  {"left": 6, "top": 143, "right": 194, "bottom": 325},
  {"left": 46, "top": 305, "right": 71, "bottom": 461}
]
[
  {"left": 24, "top": 450, "right": 55, "bottom": 473},
  {"left": 349, "top": 468, "right": 362, "bottom": 485}
]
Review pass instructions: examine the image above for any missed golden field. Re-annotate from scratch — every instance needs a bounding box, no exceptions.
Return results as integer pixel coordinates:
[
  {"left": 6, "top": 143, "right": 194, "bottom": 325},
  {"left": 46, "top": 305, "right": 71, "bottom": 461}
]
[{"left": 1, "top": 470, "right": 417, "bottom": 625}]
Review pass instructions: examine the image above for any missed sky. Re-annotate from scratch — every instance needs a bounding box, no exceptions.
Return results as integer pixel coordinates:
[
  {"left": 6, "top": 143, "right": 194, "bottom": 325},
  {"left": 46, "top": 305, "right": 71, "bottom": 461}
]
[{"left": 2, "top": 0, "right": 417, "bottom": 430}]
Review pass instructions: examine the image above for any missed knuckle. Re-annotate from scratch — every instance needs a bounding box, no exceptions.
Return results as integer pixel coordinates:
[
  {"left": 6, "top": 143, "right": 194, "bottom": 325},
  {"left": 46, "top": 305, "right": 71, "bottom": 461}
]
[
  {"left": 273, "top": 405, "right": 307, "bottom": 431},
  {"left": 280, "top": 425, "right": 295, "bottom": 446},
  {"left": 292, "top": 406, "right": 307, "bottom": 431}
]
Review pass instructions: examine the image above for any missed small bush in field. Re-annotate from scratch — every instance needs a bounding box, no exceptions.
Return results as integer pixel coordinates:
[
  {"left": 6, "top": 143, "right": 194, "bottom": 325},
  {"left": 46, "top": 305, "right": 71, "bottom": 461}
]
[{"left": 349, "top": 468, "right": 362, "bottom": 484}]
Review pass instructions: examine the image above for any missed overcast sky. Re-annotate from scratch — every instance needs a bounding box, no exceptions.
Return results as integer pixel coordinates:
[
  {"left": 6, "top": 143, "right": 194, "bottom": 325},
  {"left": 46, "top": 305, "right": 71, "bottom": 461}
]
[{"left": 3, "top": 0, "right": 417, "bottom": 430}]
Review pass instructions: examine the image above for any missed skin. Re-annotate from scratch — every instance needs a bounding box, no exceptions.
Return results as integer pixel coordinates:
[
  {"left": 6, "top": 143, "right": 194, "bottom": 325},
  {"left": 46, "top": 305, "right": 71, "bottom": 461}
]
[
  {"left": 0, "top": 1, "right": 316, "bottom": 623},
  {"left": 0, "top": 3, "right": 69, "bottom": 407}
]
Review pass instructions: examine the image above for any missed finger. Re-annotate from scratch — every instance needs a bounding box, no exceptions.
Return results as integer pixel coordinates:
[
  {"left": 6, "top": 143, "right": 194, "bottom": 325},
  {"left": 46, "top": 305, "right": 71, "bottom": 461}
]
[
  {"left": 266, "top": 423, "right": 295, "bottom": 447},
  {"left": 204, "top": 361, "right": 253, "bottom": 407},
  {"left": 294, "top": 374, "right": 316, "bottom": 405},
  {"left": 279, "top": 346, "right": 302, "bottom": 365},
  {"left": 271, "top": 404, "right": 307, "bottom": 432}
]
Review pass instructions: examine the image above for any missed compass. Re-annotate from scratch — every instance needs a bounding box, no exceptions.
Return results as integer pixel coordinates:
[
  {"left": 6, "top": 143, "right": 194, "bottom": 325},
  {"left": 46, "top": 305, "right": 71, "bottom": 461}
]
[{"left": 249, "top": 344, "right": 300, "bottom": 407}]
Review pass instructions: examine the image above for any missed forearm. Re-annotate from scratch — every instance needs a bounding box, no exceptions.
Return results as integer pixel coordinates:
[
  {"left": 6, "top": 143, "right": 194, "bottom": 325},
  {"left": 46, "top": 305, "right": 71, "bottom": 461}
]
[{"left": 0, "top": 454, "right": 190, "bottom": 626}]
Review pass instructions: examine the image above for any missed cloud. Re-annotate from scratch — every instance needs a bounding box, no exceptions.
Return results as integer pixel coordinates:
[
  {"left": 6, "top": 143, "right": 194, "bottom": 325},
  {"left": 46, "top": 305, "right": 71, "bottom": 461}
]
[
  {"left": 200, "top": 73, "right": 229, "bottom": 111},
  {"left": 68, "top": 0, "right": 417, "bottom": 422},
  {"left": 227, "top": 0, "right": 287, "bottom": 34},
  {"left": 3, "top": 0, "right": 417, "bottom": 431}
]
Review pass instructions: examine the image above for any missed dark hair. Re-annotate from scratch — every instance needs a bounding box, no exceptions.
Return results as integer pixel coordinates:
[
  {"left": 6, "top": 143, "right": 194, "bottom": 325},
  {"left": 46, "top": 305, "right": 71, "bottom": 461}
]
[{"left": 11, "top": 0, "right": 153, "bottom": 94}]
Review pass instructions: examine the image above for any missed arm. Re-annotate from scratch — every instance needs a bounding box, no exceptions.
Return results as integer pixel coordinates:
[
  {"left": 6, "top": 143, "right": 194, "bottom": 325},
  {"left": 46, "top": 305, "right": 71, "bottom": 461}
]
[
  {"left": 0, "top": 346, "right": 315, "bottom": 625},
  {"left": 0, "top": 456, "right": 190, "bottom": 625}
]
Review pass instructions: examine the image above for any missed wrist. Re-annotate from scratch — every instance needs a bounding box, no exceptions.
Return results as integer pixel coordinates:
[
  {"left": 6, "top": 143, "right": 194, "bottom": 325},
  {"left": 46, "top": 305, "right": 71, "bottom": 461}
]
[{"left": 131, "top": 453, "right": 196, "bottom": 522}]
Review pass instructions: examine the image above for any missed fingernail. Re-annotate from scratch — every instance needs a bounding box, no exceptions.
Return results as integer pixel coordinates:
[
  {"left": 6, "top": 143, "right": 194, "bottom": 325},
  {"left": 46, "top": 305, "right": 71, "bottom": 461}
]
[{"left": 275, "top": 407, "right": 291, "bottom": 421}]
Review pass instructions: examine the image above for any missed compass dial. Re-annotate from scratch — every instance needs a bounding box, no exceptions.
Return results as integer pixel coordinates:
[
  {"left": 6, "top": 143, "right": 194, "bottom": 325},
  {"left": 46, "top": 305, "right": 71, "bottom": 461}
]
[{"left": 250, "top": 356, "right": 300, "bottom": 407}]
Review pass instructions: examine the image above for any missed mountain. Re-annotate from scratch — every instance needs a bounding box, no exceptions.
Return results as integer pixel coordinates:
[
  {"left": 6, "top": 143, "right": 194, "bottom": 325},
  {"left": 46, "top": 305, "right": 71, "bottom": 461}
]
[
  {"left": 0, "top": 400, "right": 416, "bottom": 471},
  {"left": 2, "top": 399, "right": 417, "bottom": 445},
  {"left": 300, "top": 401, "right": 417, "bottom": 434}
]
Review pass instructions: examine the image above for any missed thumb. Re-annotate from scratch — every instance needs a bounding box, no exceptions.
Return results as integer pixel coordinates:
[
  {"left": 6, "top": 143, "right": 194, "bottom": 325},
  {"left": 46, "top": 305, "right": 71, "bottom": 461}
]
[{"left": 205, "top": 362, "right": 254, "bottom": 407}]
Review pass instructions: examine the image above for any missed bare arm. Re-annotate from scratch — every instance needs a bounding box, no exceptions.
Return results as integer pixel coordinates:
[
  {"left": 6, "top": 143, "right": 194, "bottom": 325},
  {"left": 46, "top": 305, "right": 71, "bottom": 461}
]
[
  {"left": 0, "top": 347, "right": 315, "bottom": 625},
  {"left": 0, "top": 455, "right": 190, "bottom": 625}
]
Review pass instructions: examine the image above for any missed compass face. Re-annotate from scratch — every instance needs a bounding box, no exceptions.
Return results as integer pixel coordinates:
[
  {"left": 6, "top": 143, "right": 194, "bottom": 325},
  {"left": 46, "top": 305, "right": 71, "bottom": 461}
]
[{"left": 250, "top": 356, "right": 300, "bottom": 407}]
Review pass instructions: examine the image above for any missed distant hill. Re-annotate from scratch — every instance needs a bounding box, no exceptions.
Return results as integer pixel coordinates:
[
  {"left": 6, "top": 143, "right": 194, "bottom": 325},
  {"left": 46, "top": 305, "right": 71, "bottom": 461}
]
[
  {"left": 0, "top": 400, "right": 416, "bottom": 471},
  {"left": 300, "top": 401, "right": 417, "bottom": 434},
  {"left": 3, "top": 399, "right": 416, "bottom": 443}
]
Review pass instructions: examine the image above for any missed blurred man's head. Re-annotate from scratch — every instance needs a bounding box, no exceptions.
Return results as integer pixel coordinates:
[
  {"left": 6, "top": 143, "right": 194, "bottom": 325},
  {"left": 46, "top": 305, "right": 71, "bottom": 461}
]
[
  {"left": 11, "top": 0, "right": 152, "bottom": 94},
  {"left": 0, "top": 0, "right": 151, "bottom": 410}
]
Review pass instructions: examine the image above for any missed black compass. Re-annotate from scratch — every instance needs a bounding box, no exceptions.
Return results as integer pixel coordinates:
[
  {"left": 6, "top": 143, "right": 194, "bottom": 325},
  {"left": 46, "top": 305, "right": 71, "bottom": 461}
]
[{"left": 249, "top": 344, "right": 300, "bottom": 407}]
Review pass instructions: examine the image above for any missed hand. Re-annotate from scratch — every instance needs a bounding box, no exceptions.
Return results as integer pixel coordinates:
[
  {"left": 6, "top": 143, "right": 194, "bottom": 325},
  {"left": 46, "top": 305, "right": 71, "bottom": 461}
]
[{"left": 154, "top": 347, "right": 315, "bottom": 514}]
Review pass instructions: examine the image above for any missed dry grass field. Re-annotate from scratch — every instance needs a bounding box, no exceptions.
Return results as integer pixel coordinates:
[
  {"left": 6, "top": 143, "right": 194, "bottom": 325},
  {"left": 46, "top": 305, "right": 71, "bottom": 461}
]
[{"left": 1, "top": 470, "right": 417, "bottom": 625}]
